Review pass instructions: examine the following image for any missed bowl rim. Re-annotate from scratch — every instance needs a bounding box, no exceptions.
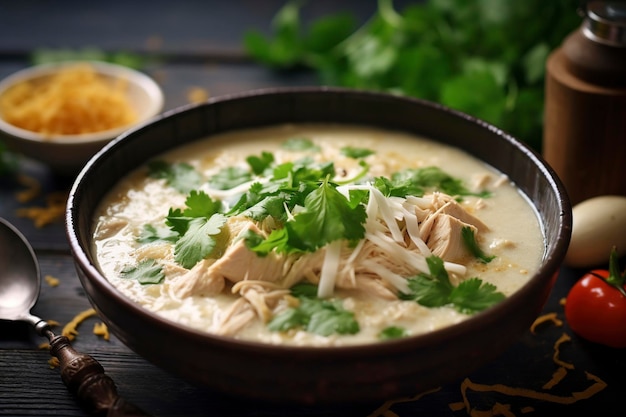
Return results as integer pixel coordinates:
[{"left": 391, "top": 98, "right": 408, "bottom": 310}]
[
  {"left": 66, "top": 86, "right": 572, "bottom": 357},
  {"left": 0, "top": 60, "right": 164, "bottom": 144}
]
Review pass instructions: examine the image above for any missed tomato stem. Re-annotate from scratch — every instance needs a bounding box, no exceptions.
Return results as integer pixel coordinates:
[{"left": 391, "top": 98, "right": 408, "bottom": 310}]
[{"left": 604, "top": 247, "right": 626, "bottom": 298}]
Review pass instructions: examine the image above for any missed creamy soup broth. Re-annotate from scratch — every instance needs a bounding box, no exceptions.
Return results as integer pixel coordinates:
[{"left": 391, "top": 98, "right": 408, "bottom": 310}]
[{"left": 93, "top": 124, "right": 545, "bottom": 346}]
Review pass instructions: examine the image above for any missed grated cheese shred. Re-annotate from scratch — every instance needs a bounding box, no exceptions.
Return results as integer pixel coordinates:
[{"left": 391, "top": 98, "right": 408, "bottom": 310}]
[{"left": 0, "top": 63, "right": 137, "bottom": 137}]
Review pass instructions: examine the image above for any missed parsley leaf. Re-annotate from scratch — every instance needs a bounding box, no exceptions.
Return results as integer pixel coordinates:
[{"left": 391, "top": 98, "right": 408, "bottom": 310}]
[
  {"left": 280, "top": 137, "right": 320, "bottom": 152},
  {"left": 268, "top": 283, "right": 360, "bottom": 336},
  {"left": 461, "top": 226, "right": 496, "bottom": 263},
  {"left": 244, "top": 0, "right": 580, "bottom": 151},
  {"left": 401, "top": 256, "right": 505, "bottom": 314},
  {"left": 379, "top": 326, "right": 408, "bottom": 340},
  {"left": 147, "top": 160, "right": 202, "bottom": 194},
  {"left": 340, "top": 146, "right": 375, "bottom": 159},
  {"left": 207, "top": 166, "right": 252, "bottom": 190},
  {"left": 137, "top": 224, "right": 179, "bottom": 244},
  {"left": 174, "top": 215, "right": 227, "bottom": 269},
  {"left": 164, "top": 190, "right": 228, "bottom": 269},
  {"left": 121, "top": 259, "right": 165, "bottom": 285}
]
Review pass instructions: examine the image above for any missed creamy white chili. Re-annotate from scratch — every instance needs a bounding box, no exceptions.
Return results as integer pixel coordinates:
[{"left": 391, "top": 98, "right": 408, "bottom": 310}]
[{"left": 92, "top": 124, "right": 545, "bottom": 346}]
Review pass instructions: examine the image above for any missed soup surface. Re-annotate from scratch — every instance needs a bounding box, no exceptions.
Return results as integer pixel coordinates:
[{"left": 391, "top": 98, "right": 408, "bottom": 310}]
[{"left": 93, "top": 124, "right": 545, "bottom": 346}]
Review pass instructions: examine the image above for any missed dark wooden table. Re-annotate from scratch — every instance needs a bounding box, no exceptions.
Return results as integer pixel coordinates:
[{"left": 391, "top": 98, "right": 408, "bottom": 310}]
[{"left": 1, "top": 1, "right": 624, "bottom": 416}]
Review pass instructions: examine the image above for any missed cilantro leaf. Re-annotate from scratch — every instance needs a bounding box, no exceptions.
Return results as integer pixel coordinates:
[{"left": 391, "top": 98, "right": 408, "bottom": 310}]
[
  {"left": 246, "top": 151, "right": 274, "bottom": 175},
  {"left": 450, "top": 278, "right": 505, "bottom": 314},
  {"left": 387, "top": 166, "right": 491, "bottom": 198},
  {"left": 121, "top": 259, "right": 165, "bottom": 285},
  {"left": 340, "top": 146, "right": 375, "bottom": 159},
  {"left": 147, "top": 160, "right": 202, "bottom": 194},
  {"left": 379, "top": 326, "right": 408, "bottom": 340},
  {"left": 207, "top": 166, "right": 252, "bottom": 190},
  {"left": 401, "top": 255, "right": 504, "bottom": 314},
  {"left": 174, "top": 215, "right": 227, "bottom": 269},
  {"left": 137, "top": 224, "right": 179, "bottom": 244},
  {"left": 461, "top": 226, "right": 495, "bottom": 263},
  {"left": 268, "top": 283, "right": 359, "bottom": 336},
  {"left": 280, "top": 137, "right": 320, "bottom": 152},
  {"left": 287, "top": 177, "right": 366, "bottom": 251},
  {"left": 244, "top": 0, "right": 580, "bottom": 151}
]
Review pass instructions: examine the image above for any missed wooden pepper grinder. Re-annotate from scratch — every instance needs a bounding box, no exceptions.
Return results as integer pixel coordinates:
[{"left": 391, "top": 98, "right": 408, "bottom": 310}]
[{"left": 543, "top": 0, "right": 626, "bottom": 205}]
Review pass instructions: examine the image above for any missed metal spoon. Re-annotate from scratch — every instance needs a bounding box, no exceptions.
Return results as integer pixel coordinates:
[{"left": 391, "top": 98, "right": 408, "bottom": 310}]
[{"left": 0, "top": 217, "right": 149, "bottom": 417}]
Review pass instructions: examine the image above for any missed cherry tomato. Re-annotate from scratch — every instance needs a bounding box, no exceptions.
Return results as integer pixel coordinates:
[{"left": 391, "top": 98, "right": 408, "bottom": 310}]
[{"left": 565, "top": 249, "right": 626, "bottom": 348}]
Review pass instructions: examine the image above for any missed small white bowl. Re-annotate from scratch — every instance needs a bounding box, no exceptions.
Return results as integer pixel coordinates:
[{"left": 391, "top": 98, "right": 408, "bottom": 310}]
[{"left": 0, "top": 61, "right": 164, "bottom": 175}]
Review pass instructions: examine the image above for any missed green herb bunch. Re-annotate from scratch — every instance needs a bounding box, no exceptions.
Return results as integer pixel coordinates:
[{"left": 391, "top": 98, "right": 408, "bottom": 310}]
[{"left": 244, "top": 0, "right": 581, "bottom": 151}]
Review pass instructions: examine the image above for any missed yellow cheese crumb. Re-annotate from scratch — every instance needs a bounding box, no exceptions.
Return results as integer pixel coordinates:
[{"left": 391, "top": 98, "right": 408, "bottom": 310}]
[
  {"left": 530, "top": 312, "right": 563, "bottom": 334},
  {"left": 15, "top": 174, "right": 41, "bottom": 203},
  {"left": 0, "top": 63, "right": 137, "bottom": 136},
  {"left": 93, "top": 322, "right": 110, "bottom": 341},
  {"left": 187, "top": 86, "right": 210, "bottom": 104},
  {"left": 48, "top": 356, "right": 60, "bottom": 369},
  {"left": 16, "top": 190, "right": 67, "bottom": 227},
  {"left": 62, "top": 308, "right": 97, "bottom": 341},
  {"left": 44, "top": 275, "right": 60, "bottom": 287}
]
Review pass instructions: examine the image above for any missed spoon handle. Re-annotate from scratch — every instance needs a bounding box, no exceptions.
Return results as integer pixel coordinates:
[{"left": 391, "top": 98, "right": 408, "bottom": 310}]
[{"left": 49, "top": 335, "right": 150, "bottom": 417}]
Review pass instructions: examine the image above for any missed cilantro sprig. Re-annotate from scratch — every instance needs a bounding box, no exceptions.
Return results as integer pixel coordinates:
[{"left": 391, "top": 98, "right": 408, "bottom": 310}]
[
  {"left": 165, "top": 190, "right": 227, "bottom": 269},
  {"left": 121, "top": 259, "right": 165, "bottom": 285},
  {"left": 244, "top": 0, "right": 580, "bottom": 151},
  {"left": 400, "top": 256, "right": 505, "bottom": 314},
  {"left": 268, "top": 283, "right": 360, "bottom": 336}
]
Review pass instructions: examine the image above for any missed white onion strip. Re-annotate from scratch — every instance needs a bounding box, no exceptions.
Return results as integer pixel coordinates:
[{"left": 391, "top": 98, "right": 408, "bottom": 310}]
[
  {"left": 360, "top": 259, "right": 410, "bottom": 293},
  {"left": 317, "top": 240, "right": 342, "bottom": 298}
]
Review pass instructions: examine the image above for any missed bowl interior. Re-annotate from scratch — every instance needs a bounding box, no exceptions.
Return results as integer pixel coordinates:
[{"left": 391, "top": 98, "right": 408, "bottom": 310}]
[{"left": 67, "top": 87, "right": 572, "bottom": 403}]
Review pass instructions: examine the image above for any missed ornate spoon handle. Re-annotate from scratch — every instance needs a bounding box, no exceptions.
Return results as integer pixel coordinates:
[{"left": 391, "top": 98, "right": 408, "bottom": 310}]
[{"left": 49, "top": 335, "right": 150, "bottom": 417}]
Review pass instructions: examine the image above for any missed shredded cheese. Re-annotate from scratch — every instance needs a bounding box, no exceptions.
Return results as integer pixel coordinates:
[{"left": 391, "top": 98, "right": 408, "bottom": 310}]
[
  {"left": 16, "top": 190, "right": 67, "bottom": 227},
  {"left": 44, "top": 275, "right": 60, "bottom": 287},
  {"left": 15, "top": 174, "right": 41, "bottom": 203},
  {"left": 93, "top": 322, "right": 110, "bottom": 341},
  {"left": 0, "top": 63, "right": 137, "bottom": 136},
  {"left": 62, "top": 308, "right": 97, "bottom": 341}
]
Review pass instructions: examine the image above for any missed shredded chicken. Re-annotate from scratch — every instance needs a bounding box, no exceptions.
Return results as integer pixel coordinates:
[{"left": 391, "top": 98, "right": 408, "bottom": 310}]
[{"left": 166, "top": 187, "right": 488, "bottom": 333}]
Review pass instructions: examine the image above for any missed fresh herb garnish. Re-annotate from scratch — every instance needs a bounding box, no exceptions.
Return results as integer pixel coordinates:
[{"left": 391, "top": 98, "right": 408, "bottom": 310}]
[
  {"left": 243, "top": 0, "right": 580, "bottom": 151},
  {"left": 280, "top": 137, "right": 320, "bottom": 152},
  {"left": 165, "top": 190, "right": 227, "bottom": 269},
  {"left": 461, "top": 226, "right": 496, "bottom": 263},
  {"left": 376, "top": 166, "right": 490, "bottom": 199},
  {"left": 379, "top": 326, "right": 408, "bottom": 340},
  {"left": 400, "top": 256, "right": 505, "bottom": 314},
  {"left": 340, "top": 146, "right": 375, "bottom": 159},
  {"left": 137, "top": 224, "right": 179, "bottom": 244},
  {"left": 268, "top": 283, "right": 360, "bottom": 336},
  {"left": 249, "top": 176, "right": 367, "bottom": 253},
  {"left": 147, "top": 160, "right": 202, "bottom": 194},
  {"left": 121, "top": 259, "right": 165, "bottom": 285},
  {"left": 207, "top": 166, "right": 252, "bottom": 190}
]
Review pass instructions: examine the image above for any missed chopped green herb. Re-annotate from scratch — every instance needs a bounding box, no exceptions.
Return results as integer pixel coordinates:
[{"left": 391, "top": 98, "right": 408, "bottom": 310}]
[
  {"left": 268, "top": 283, "right": 360, "bottom": 336},
  {"left": 243, "top": 0, "right": 581, "bottom": 151},
  {"left": 147, "top": 160, "right": 202, "bottom": 194},
  {"left": 340, "top": 146, "right": 375, "bottom": 159},
  {"left": 462, "top": 226, "right": 496, "bottom": 263},
  {"left": 375, "top": 166, "right": 489, "bottom": 199},
  {"left": 379, "top": 326, "right": 408, "bottom": 340},
  {"left": 280, "top": 137, "right": 320, "bottom": 152},
  {"left": 173, "top": 215, "right": 227, "bottom": 269},
  {"left": 207, "top": 166, "right": 252, "bottom": 190},
  {"left": 121, "top": 259, "right": 165, "bottom": 285},
  {"left": 400, "top": 256, "right": 505, "bottom": 314},
  {"left": 137, "top": 224, "right": 179, "bottom": 244},
  {"left": 246, "top": 151, "right": 275, "bottom": 175}
]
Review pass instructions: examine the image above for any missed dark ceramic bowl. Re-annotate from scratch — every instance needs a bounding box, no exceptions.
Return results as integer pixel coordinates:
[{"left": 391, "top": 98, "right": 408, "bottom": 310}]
[{"left": 66, "top": 88, "right": 571, "bottom": 404}]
